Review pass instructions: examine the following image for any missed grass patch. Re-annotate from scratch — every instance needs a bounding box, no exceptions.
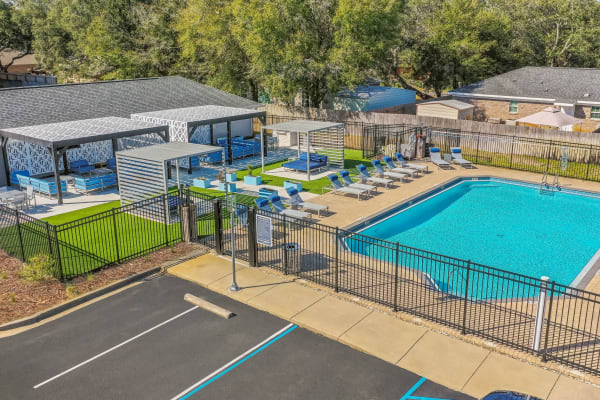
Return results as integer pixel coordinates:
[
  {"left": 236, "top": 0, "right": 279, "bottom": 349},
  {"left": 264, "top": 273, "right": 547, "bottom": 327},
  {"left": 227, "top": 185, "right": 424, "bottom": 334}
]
[{"left": 42, "top": 201, "right": 121, "bottom": 225}]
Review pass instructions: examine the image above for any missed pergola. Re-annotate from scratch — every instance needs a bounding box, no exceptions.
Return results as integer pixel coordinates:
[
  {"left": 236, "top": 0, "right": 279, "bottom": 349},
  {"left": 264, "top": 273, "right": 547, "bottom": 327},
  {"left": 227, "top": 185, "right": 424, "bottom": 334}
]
[
  {"left": 0, "top": 117, "right": 169, "bottom": 204},
  {"left": 116, "top": 142, "right": 223, "bottom": 206},
  {"left": 260, "top": 120, "right": 345, "bottom": 181},
  {"left": 131, "top": 105, "right": 266, "bottom": 167}
]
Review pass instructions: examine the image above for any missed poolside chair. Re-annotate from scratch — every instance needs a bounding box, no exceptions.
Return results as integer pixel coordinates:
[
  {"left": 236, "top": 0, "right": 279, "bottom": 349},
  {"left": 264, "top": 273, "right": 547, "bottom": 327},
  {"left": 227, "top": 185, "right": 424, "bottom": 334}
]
[
  {"left": 449, "top": 147, "right": 474, "bottom": 168},
  {"left": 394, "top": 152, "right": 428, "bottom": 173},
  {"left": 269, "top": 195, "right": 312, "bottom": 219},
  {"left": 356, "top": 165, "right": 393, "bottom": 189},
  {"left": 235, "top": 206, "right": 248, "bottom": 226},
  {"left": 286, "top": 187, "right": 329, "bottom": 216},
  {"left": 371, "top": 160, "right": 407, "bottom": 181},
  {"left": 255, "top": 198, "right": 273, "bottom": 213},
  {"left": 338, "top": 170, "right": 377, "bottom": 193},
  {"left": 25, "top": 185, "right": 36, "bottom": 208},
  {"left": 325, "top": 174, "right": 369, "bottom": 200},
  {"left": 382, "top": 156, "right": 420, "bottom": 177},
  {"left": 429, "top": 148, "right": 452, "bottom": 169}
]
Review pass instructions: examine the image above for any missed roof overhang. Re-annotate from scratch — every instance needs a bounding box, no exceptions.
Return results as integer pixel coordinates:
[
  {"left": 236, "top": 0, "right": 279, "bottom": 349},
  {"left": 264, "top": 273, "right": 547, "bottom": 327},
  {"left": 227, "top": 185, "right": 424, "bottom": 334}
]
[
  {"left": 261, "top": 120, "right": 344, "bottom": 133},
  {"left": 131, "top": 105, "right": 265, "bottom": 127},
  {"left": 0, "top": 117, "right": 168, "bottom": 150},
  {"left": 116, "top": 142, "right": 222, "bottom": 163},
  {"left": 448, "top": 92, "right": 556, "bottom": 103}
]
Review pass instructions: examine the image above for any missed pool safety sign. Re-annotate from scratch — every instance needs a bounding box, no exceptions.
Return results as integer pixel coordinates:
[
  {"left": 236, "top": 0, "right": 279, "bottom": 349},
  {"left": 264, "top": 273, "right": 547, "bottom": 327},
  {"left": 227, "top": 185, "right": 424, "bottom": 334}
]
[{"left": 257, "top": 215, "right": 273, "bottom": 246}]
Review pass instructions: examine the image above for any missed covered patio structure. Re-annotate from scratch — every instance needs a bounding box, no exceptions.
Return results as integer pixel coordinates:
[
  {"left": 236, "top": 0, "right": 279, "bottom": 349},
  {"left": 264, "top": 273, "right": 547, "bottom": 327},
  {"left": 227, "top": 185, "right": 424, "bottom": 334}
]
[
  {"left": 0, "top": 117, "right": 169, "bottom": 204},
  {"left": 260, "top": 120, "right": 345, "bottom": 181},
  {"left": 516, "top": 107, "right": 583, "bottom": 131},
  {"left": 116, "top": 142, "right": 223, "bottom": 206},
  {"left": 131, "top": 105, "right": 266, "bottom": 168}
]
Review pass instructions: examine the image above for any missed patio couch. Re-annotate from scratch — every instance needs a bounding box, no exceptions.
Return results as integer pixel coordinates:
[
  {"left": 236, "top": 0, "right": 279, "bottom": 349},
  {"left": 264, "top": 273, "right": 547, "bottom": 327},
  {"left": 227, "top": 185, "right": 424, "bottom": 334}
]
[
  {"left": 70, "top": 159, "right": 95, "bottom": 174},
  {"left": 16, "top": 174, "right": 67, "bottom": 197},
  {"left": 11, "top": 170, "right": 29, "bottom": 186},
  {"left": 282, "top": 153, "right": 328, "bottom": 172},
  {"left": 74, "top": 173, "right": 117, "bottom": 193}
]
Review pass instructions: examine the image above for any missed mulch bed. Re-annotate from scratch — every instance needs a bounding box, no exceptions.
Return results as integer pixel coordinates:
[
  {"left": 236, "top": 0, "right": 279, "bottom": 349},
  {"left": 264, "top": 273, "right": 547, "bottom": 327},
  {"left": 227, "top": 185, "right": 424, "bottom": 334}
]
[{"left": 0, "top": 243, "right": 206, "bottom": 325}]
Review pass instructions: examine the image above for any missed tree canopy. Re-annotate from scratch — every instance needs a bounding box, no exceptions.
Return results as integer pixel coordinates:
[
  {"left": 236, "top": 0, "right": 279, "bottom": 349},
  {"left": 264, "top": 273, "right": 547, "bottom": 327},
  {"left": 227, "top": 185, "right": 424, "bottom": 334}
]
[{"left": 2, "top": 0, "right": 600, "bottom": 100}]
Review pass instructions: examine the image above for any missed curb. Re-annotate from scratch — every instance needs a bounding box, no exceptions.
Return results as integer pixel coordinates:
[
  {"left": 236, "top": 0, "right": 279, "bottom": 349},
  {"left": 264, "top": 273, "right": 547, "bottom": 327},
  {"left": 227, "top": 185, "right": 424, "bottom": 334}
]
[{"left": 0, "top": 248, "right": 207, "bottom": 332}]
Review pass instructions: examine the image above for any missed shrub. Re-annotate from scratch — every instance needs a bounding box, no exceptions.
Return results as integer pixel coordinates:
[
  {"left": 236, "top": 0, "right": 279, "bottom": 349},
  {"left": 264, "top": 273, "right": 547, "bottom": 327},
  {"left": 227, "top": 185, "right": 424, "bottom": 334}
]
[
  {"left": 9, "top": 293, "right": 15, "bottom": 302},
  {"left": 19, "top": 254, "right": 56, "bottom": 282},
  {"left": 86, "top": 273, "right": 94, "bottom": 282},
  {"left": 0, "top": 271, "right": 7, "bottom": 279},
  {"left": 65, "top": 284, "right": 79, "bottom": 298}
]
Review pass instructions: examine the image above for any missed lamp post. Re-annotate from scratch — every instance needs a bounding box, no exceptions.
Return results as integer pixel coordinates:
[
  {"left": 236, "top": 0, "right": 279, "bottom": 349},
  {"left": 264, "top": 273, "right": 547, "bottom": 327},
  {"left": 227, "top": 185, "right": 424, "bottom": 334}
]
[{"left": 221, "top": 148, "right": 239, "bottom": 292}]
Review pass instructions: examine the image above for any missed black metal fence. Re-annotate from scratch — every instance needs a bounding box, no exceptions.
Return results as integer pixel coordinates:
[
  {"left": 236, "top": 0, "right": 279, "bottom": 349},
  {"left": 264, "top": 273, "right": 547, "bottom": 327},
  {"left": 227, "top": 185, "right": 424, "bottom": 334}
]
[{"left": 2, "top": 188, "right": 600, "bottom": 375}]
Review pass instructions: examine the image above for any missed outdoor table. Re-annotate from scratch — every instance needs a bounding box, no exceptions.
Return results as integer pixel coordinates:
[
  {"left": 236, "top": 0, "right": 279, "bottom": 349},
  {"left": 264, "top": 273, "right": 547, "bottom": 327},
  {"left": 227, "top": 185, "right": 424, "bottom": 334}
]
[
  {"left": 0, "top": 188, "right": 25, "bottom": 203},
  {"left": 90, "top": 168, "right": 114, "bottom": 177},
  {"left": 60, "top": 175, "right": 75, "bottom": 187}
]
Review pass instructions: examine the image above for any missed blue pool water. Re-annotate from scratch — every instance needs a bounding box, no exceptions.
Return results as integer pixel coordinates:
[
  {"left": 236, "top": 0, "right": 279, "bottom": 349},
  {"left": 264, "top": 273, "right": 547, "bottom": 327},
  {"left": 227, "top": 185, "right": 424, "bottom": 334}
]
[{"left": 350, "top": 179, "right": 600, "bottom": 293}]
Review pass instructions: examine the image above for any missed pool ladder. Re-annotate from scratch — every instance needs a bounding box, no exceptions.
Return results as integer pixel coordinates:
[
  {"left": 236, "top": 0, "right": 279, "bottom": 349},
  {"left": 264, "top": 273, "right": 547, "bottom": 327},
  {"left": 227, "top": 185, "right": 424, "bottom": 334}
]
[{"left": 539, "top": 173, "right": 559, "bottom": 195}]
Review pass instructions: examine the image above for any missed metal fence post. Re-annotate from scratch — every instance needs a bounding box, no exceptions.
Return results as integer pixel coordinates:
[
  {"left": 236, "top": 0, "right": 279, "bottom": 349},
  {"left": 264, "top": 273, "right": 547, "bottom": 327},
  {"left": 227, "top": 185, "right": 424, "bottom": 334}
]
[
  {"left": 585, "top": 145, "right": 593, "bottom": 180},
  {"left": 214, "top": 199, "right": 223, "bottom": 254},
  {"left": 335, "top": 227, "right": 339, "bottom": 292},
  {"left": 542, "top": 280, "right": 555, "bottom": 362},
  {"left": 14, "top": 209, "right": 25, "bottom": 261},
  {"left": 533, "top": 276, "right": 550, "bottom": 354},
  {"left": 53, "top": 225, "right": 64, "bottom": 281},
  {"left": 475, "top": 135, "right": 480, "bottom": 164},
  {"left": 45, "top": 221, "right": 54, "bottom": 257},
  {"left": 509, "top": 138, "right": 515, "bottom": 169},
  {"left": 112, "top": 208, "right": 121, "bottom": 264},
  {"left": 394, "top": 243, "right": 400, "bottom": 312},
  {"left": 545, "top": 141, "right": 553, "bottom": 172},
  {"left": 163, "top": 195, "right": 169, "bottom": 247},
  {"left": 282, "top": 214, "right": 288, "bottom": 275},
  {"left": 461, "top": 261, "right": 471, "bottom": 335},
  {"left": 248, "top": 207, "right": 257, "bottom": 267}
]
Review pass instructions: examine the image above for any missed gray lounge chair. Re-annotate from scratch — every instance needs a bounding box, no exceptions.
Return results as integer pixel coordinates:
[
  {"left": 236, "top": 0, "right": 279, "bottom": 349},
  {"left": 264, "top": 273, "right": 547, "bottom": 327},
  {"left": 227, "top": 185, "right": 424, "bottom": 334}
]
[
  {"left": 339, "top": 170, "right": 377, "bottom": 193},
  {"left": 286, "top": 187, "right": 328, "bottom": 216},
  {"left": 371, "top": 160, "right": 407, "bottom": 181},
  {"left": 325, "top": 174, "right": 368, "bottom": 200},
  {"left": 429, "top": 148, "right": 452, "bottom": 169},
  {"left": 450, "top": 147, "right": 474, "bottom": 168},
  {"left": 395, "top": 152, "right": 428, "bottom": 173},
  {"left": 383, "top": 156, "right": 420, "bottom": 177},
  {"left": 270, "top": 195, "right": 312, "bottom": 219},
  {"left": 356, "top": 164, "right": 393, "bottom": 188}
]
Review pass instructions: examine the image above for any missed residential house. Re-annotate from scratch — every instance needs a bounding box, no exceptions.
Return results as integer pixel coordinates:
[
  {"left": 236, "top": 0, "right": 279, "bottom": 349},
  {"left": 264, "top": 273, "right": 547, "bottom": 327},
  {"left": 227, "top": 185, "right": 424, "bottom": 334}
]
[{"left": 449, "top": 67, "right": 600, "bottom": 132}]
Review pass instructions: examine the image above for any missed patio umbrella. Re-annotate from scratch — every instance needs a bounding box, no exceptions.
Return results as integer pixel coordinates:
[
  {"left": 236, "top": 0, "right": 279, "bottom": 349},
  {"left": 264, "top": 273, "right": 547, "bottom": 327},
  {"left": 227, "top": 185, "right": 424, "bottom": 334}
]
[{"left": 516, "top": 107, "right": 582, "bottom": 128}]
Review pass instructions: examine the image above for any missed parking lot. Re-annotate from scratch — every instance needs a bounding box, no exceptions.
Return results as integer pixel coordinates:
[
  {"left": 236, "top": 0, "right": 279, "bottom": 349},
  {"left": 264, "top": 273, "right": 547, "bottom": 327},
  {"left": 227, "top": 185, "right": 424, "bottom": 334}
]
[{"left": 0, "top": 274, "right": 475, "bottom": 400}]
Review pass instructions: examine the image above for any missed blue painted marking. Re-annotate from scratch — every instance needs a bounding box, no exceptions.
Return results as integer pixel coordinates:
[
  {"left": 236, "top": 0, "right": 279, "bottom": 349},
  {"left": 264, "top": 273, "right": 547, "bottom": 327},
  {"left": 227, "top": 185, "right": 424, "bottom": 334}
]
[
  {"left": 408, "top": 396, "right": 455, "bottom": 400},
  {"left": 179, "top": 324, "right": 298, "bottom": 400},
  {"left": 400, "top": 377, "right": 427, "bottom": 400}
]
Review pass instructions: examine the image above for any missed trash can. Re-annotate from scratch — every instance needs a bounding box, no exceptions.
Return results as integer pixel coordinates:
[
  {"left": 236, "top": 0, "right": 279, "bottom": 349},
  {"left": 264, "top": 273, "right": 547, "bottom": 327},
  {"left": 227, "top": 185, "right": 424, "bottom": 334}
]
[{"left": 284, "top": 242, "right": 301, "bottom": 274}]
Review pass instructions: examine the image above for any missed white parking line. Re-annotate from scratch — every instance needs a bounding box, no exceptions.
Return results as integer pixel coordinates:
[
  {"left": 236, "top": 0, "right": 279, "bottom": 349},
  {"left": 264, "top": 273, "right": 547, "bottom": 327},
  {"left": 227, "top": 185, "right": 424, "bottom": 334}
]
[{"left": 33, "top": 306, "right": 199, "bottom": 389}]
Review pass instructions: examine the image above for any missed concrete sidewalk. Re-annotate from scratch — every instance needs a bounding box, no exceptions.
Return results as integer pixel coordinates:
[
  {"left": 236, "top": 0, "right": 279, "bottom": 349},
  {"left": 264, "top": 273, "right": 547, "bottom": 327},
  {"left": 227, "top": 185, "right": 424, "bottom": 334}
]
[{"left": 169, "top": 254, "right": 600, "bottom": 400}]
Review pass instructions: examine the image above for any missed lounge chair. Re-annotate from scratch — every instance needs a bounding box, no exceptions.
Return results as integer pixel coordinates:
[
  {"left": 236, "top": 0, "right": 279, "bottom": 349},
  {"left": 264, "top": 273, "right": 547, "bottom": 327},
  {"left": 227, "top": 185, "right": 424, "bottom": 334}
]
[
  {"left": 286, "top": 187, "right": 329, "bottom": 216},
  {"left": 394, "top": 152, "right": 428, "bottom": 173},
  {"left": 269, "top": 195, "right": 312, "bottom": 219},
  {"left": 255, "top": 198, "right": 273, "bottom": 213},
  {"left": 429, "top": 148, "right": 452, "bottom": 169},
  {"left": 325, "top": 174, "right": 369, "bottom": 200},
  {"left": 382, "top": 156, "right": 420, "bottom": 177},
  {"left": 70, "top": 159, "right": 95, "bottom": 174},
  {"left": 338, "top": 170, "right": 377, "bottom": 193},
  {"left": 356, "top": 165, "right": 393, "bottom": 189},
  {"left": 371, "top": 160, "right": 407, "bottom": 181},
  {"left": 450, "top": 147, "right": 474, "bottom": 168}
]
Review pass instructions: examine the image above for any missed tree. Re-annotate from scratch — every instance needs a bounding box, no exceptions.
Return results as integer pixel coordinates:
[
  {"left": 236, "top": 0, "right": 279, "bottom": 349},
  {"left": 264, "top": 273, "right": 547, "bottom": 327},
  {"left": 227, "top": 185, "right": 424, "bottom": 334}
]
[{"left": 0, "top": 0, "right": 35, "bottom": 73}]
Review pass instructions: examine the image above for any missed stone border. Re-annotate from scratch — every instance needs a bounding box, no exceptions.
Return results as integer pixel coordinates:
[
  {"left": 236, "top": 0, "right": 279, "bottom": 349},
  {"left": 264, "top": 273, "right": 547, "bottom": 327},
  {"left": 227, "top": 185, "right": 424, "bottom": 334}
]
[{"left": 0, "top": 249, "right": 207, "bottom": 331}]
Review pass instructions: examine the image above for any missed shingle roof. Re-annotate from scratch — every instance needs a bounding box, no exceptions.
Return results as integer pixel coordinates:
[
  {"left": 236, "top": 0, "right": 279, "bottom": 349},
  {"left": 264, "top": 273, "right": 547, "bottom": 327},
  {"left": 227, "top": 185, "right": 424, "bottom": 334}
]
[
  {"left": 0, "top": 76, "right": 260, "bottom": 129},
  {"left": 450, "top": 67, "right": 600, "bottom": 103}
]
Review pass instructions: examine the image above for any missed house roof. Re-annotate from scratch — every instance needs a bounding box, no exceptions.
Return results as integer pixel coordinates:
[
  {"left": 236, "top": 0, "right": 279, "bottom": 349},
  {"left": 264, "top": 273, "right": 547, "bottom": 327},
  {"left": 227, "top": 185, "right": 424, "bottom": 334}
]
[
  {"left": 449, "top": 67, "right": 600, "bottom": 104},
  {"left": 336, "top": 85, "right": 410, "bottom": 100},
  {"left": 0, "top": 76, "right": 261, "bottom": 129},
  {"left": 417, "top": 99, "right": 474, "bottom": 111},
  {"left": 0, "top": 117, "right": 168, "bottom": 150},
  {"left": 0, "top": 51, "right": 37, "bottom": 67},
  {"left": 131, "top": 105, "right": 265, "bottom": 127}
]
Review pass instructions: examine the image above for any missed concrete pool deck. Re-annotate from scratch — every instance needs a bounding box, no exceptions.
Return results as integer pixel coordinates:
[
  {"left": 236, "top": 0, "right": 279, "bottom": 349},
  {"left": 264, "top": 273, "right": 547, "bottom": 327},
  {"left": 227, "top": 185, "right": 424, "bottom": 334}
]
[{"left": 169, "top": 254, "right": 600, "bottom": 400}]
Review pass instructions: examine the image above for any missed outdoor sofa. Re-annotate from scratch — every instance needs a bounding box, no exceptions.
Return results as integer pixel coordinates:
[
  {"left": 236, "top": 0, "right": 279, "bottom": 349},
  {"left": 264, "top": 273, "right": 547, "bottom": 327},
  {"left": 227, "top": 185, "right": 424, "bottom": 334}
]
[
  {"left": 16, "top": 174, "right": 67, "bottom": 197},
  {"left": 282, "top": 153, "right": 328, "bottom": 172},
  {"left": 74, "top": 173, "right": 117, "bottom": 193},
  {"left": 70, "top": 159, "right": 95, "bottom": 174}
]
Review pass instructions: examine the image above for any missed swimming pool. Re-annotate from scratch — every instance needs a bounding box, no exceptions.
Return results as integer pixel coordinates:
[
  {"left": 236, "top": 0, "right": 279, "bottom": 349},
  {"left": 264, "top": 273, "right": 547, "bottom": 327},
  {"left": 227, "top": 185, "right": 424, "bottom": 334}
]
[{"left": 347, "top": 178, "right": 600, "bottom": 294}]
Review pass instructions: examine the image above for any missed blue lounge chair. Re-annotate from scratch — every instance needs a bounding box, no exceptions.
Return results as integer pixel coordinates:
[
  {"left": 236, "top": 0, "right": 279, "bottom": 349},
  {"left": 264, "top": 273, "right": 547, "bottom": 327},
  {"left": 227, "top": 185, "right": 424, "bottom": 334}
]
[
  {"left": 383, "top": 156, "right": 420, "bottom": 176},
  {"left": 339, "top": 170, "right": 376, "bottom": 193},
  {"left": 356, "top": 165, "right": 393, "bottom": 188},
  {"left": 106, "top": 158, "right": 117, "bottom": 171},
  {"left": 325, "top": 174, "right": 368, "bottom": 200},
  {"left": 371, "top": 160, "right": 407, "bottom": 181},
  {"left": 269, "top": 195, "right": 311, "bottom": 219},
  {"left": 429, "top": 148, "right": 452, "bottom": 169},
  {"left": 286, "top": 187, "right": 328, "bottom": 216},
  {"left": 235, "top": 206, "right": 248, "bottom": 226},
  {"left": 70, "top": 159, "right": 95, "bottom": 174},
  {"left": 450, "top": 147, "right": 474, "bottom": 168},
  {"left": 255, "top": 198, "right": 273, "bottom": 213},
  {"left": 395, "top": 152, "right": 428, "bottom": 173}
]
